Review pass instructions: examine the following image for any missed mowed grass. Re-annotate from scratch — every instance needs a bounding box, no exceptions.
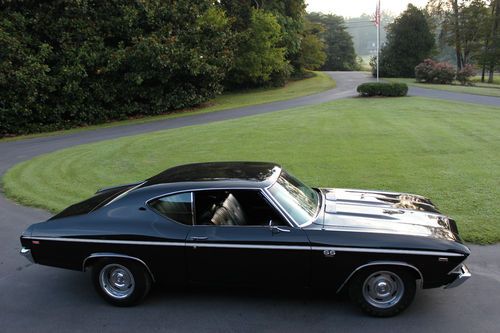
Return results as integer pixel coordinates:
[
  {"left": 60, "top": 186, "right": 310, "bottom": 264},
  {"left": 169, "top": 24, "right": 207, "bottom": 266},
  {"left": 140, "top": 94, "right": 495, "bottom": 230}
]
[
  {"left": 0, "top": 71, "right": 335, "bottom": 142},
  {"left": 472, "top": 75, "right": 500, "bottom": 85},
  {"left": 4, "top": 97, "right": 500, "bottom": 244},
  {"left": 386, "top": 77, "right": 500, "bottom": 97}
]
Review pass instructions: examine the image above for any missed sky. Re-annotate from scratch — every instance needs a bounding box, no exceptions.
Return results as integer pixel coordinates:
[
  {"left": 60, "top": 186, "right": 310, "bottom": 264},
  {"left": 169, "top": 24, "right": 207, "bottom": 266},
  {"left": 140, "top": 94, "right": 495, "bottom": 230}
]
[{"left": 305, "top": 0, "right": 429, "bottom": 18}]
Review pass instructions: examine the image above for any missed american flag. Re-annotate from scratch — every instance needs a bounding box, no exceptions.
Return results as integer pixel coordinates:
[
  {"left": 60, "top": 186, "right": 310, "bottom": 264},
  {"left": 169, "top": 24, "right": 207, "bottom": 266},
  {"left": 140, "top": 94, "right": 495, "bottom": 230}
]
[{"left": 374, "top": 0, "right": 381, "bottom": 27}]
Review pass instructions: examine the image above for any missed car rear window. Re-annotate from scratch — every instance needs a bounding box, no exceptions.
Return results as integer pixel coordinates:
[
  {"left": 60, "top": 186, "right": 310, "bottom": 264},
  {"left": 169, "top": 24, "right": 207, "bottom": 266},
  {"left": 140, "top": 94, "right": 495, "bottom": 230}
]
[{"left": 50, "top": 184, "right": 136, "bottom": 220}]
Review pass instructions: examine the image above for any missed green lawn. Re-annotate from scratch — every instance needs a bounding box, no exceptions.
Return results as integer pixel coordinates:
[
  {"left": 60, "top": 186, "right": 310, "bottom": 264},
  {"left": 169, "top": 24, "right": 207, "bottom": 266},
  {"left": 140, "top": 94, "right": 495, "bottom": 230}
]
[
  {"left": 4, "top": 97, "right": 500, "bottom": 244},
  {"left": 386, "top": 77, "right": 500, "bottom": 97},
  {"left": 472, "top": 75, "right": 500, "bottom": 85},
  {"left": 0, "top": 71, "right": 335, "bottom": 142}
]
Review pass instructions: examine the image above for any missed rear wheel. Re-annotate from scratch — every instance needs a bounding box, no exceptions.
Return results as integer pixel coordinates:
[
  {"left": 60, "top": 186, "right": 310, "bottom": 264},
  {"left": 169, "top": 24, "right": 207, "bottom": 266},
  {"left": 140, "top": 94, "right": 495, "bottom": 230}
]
[
  {"left": 349, "top": 267, "right": 416, "bottom": 317},
  {"left": 92, "top": 259, "right": 152, "bottom": 306}
]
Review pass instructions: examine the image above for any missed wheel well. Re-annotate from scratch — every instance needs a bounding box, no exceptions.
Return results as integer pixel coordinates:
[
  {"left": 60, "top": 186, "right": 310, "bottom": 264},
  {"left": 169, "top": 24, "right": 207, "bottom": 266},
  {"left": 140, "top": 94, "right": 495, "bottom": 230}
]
[
  {"left": 337, "top": 261, "right": 423, "bottom": 293},
  {"left": 82, "top": 253, "right": 155, "bottom": 282}
]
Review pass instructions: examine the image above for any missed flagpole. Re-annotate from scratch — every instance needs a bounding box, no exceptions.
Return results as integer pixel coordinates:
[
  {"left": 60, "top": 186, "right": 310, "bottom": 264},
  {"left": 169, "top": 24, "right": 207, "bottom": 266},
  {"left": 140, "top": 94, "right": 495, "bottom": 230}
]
[{"left": 376, "top": 0, "right": 380, "bottom": 82}]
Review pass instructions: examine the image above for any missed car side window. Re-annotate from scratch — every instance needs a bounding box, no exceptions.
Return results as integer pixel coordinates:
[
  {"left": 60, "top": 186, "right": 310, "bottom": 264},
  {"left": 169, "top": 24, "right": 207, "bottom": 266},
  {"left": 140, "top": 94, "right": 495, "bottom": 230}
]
[
  {"left": 149, "top": 192, "right": 193, "bottom": 225},
  {"left": 194, "top": 189, "right": 287, "bottom": 227}
]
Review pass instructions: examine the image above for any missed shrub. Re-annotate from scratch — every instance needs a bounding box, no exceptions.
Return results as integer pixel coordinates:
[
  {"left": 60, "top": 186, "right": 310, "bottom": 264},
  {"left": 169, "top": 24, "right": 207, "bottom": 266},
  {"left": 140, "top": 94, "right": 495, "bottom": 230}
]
[
  {"left": 456, "top": 64, "right": 476, "bottom": 85},
  {"left": 433, "top": 62, "right": 455, "bottom": 84},
  {"left": 0, "top": 1, "right": 233, "bottom": 137},
  {"left": 356, "top": 82, "right": 408, "bottom": 97},
  {"left": 415, "top": 59, "right": 436, "bottom": 83},
  {"left": 414, "top": 59, "right": 456, "bottom": 84}
]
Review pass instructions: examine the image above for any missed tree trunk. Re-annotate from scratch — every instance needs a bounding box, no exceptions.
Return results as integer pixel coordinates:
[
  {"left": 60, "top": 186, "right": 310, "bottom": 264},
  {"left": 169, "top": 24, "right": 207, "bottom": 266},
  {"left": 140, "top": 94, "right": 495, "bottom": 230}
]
[
  {"left": 452, "top": 0, "right": 463, "bottom": 70},
  {"left": 487, "top": 0, "right": 499, "bottom": 83}
]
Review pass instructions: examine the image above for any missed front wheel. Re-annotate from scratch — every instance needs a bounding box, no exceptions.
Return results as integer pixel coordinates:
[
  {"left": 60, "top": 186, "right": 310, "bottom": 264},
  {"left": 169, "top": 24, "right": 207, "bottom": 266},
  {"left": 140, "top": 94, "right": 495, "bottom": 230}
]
[
  {"left": 92, "top": 259, "right": 152, "bottom": 306},
  {"left": 349, "top": 267, "right": 416, "bottom": 317}
]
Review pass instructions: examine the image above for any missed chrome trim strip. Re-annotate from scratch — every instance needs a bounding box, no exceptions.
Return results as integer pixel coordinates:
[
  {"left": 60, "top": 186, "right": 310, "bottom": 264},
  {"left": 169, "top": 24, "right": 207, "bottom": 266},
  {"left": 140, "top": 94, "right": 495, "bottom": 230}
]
[
  {"left": 82, "top": 252, "right": 155, "bottom": 282},
  {"left": 145, "top": 186, "right": 297, "bottom": 228},
  {"left": 23, "top": 236, "right": 465, "bottom": 257},
  {"left": 260, "top": 190, "right": 297, "bottom": 228},
  {"left": 336, "top": 261, "right": 424, "bottom": 293},
  {"left": 96, "top": 181, "right": 143, "bottom": 194},
  {"left": 23, "top": 236, "right": 185, "bottom": 247},
  {"left": 262, "top": 185, "right": 322, "bottom": 229},
  {"left": 145, "top": 186, "right": 265, "bottom": 208},
  {"left": 298, "top": 189, "right": 323, "bottom": 228},
  {"left": 187, "top": 243, "right": 310, "bottom": 250},
  {"left": 190, "top": 191, "right": 195, "bottom": 225},
  {"left": 103, "top": 181, "right": 146, "bottom": 207},
  {"left": 312, "top": 246, "right": 465, "bottom": 257}
]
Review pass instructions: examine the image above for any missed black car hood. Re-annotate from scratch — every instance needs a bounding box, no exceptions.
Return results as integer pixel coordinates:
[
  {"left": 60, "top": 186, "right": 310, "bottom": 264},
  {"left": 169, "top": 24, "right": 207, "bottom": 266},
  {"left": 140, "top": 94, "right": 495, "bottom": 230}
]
[{"left": 315, "top": 188, "right": 460, "bottom": 241}]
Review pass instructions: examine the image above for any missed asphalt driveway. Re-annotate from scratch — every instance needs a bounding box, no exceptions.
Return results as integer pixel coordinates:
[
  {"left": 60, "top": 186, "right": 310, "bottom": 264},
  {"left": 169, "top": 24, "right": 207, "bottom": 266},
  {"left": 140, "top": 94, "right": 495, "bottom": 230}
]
[{"left": 0, "top": 72, "right": 499, "bottom": 332}]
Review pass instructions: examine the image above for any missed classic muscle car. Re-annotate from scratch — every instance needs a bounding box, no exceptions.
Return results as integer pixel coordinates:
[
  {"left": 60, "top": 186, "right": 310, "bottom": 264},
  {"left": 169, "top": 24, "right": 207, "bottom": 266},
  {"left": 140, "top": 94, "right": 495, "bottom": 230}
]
[{"left": 20, "top": 162, "right": 471, "bottom": 316}]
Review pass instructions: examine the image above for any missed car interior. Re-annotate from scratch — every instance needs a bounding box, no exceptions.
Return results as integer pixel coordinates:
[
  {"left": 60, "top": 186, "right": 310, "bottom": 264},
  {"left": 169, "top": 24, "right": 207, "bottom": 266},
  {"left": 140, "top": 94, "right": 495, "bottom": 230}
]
[
  {"left": 195, "top": 190, "right": 287, "bottom": 226},
  {"left": 150, "top": 189, "right": 287, "bottom": 227}
]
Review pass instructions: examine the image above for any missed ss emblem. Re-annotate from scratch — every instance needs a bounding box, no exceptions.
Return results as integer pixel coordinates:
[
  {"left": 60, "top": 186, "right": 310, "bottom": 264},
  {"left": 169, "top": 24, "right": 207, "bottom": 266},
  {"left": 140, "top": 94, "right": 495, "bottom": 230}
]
[{"left": 323, "top": 249, "right": 336, "bottom": 257}]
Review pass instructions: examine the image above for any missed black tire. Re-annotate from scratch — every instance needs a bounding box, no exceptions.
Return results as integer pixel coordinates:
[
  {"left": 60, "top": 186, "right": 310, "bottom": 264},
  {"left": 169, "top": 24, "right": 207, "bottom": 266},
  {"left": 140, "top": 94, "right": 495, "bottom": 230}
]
[
  {"left": 91, "top": 258, "right": 152, "bottom": 306},
  {"left": 348, "top": 267, "right": 416, "bottom": 317}
]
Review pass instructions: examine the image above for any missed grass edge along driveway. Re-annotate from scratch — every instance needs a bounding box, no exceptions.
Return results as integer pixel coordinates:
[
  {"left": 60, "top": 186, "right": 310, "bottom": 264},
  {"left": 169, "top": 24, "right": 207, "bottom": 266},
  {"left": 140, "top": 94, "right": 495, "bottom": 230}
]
[
  {"left": 4, "top": 96, "right": 500, "bottom": 244},
  {"left": 1, "top": 71, "right": 335, "bottom": 142},
  {"left": 385, "top": 77, "right": 500, "bottom": 97}
]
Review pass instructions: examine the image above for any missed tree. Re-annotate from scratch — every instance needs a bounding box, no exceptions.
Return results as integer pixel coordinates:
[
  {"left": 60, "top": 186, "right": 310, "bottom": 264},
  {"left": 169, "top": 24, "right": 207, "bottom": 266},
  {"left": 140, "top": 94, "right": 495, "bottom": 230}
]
[
  {"left": 221, "top": 0, "right": 307, "bottom": 86},
  {"left": 226, "top": 8, "right": 289, "bottom": 87},
  {"left": 376, "top": 4, "right": 435, "bottom": 77},
  {"left": 264, "top": 0, "right": 307, "bottom": 76},
  {"left": 307, "top": 13, "right": 358, "bottom": 71},
  {"left": 0, "top": 0, "right": 234, "bottom": 136},
  {"left": 294, "top": 19, "right": 326, "bottom": 73},
  {"left": 427, "top": 0, "right": 490, "bottom": 70},
  {"left": 460, "top": 0, "right": 490, "bottom": 65},
  {"left": 483, "top": 0, "right": 500, "bottom": 82}
]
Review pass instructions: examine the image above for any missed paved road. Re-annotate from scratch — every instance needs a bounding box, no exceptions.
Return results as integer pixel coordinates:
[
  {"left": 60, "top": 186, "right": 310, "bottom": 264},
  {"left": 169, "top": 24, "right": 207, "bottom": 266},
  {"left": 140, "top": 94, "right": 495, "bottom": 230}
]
[{"left": 1, "top": 72, "right": 499, "bottom": 332}]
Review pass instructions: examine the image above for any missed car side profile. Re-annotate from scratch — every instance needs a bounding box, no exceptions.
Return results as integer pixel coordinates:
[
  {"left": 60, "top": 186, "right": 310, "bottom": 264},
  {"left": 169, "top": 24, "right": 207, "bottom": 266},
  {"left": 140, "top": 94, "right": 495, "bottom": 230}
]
[{"left": 20, "top": 162, "right": 471, "bottom": 317}]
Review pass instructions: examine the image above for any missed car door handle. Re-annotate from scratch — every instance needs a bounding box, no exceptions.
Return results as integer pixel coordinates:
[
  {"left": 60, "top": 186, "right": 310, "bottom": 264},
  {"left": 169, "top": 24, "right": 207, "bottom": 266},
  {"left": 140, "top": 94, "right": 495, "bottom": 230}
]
[
  {"left": 191, "top": 236, "right": 208, "bottom": 241},
  {"left": 271, "top": 226, "right": 290, "bottom": 234}
]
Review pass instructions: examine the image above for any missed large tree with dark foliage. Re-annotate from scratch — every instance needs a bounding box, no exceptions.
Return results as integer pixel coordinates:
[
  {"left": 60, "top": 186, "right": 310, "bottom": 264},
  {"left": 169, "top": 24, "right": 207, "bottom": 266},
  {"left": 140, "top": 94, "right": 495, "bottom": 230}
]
[
  {"left": 376, "top": 4, "right": 435, "bottom": 77},
  {"left": 307, "top": 13, "right": 358, "bottom": 71},
  {"left": 0, "top": 0, "right": 233, "bottom": 136},
  {"left": 0, "top": 0, "right": 313, "bottom": 136}
]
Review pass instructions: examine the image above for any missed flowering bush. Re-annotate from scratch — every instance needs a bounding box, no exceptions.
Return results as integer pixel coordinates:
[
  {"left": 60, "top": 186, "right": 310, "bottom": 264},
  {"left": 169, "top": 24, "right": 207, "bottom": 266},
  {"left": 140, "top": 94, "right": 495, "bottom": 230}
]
[
  {"left": 456, "top": 64, "right": 476, "bottom": 85},
  {"left": 415, "top": 59, "right": 436, "bottom": 83},
  {"left": 414, "top": 59, "right": 455, "bottom": 84}
]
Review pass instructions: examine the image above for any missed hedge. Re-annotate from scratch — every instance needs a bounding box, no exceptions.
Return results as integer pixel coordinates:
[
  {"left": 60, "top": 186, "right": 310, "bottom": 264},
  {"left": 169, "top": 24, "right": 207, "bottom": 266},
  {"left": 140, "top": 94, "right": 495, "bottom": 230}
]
[
  {"left": 0, "top": 1, "right": 233, "bottom": 137},
  {"left": 356, "top": 82, "right": 408, "bottom": 97}
]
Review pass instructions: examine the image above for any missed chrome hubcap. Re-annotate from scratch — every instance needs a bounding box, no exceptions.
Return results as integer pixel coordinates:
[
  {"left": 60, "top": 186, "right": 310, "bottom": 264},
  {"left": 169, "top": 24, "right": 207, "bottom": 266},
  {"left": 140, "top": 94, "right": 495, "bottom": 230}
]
[
  {"left": 99, "top": 264, "right": 135, "bottom": 299},
  {"left": 362, "top": 271, "right": 404, "bottom": 308}
]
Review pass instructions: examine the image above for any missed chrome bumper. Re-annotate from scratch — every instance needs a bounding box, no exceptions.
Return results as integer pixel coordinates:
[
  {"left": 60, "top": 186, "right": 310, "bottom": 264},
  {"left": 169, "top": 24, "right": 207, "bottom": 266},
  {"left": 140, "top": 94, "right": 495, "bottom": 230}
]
[
  {"left": 20, "top": 247, "right": 35, "bottom": 264},
  {"left": 445, "top": 264, "right": 471, "bottom": 289}
]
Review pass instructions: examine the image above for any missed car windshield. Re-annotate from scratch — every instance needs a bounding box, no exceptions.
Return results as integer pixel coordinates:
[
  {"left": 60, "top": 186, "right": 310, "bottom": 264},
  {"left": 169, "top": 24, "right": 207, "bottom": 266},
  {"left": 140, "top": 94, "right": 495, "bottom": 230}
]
[{"left": 268, "top": 170, "right": 319, "bottom": 226}]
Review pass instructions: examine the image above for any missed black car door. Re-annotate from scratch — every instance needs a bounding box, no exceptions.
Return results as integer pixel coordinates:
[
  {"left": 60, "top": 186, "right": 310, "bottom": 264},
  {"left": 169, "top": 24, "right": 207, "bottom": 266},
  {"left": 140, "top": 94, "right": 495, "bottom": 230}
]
[{"left": 186, "top": 189, "right": 311, "bottom": 286}]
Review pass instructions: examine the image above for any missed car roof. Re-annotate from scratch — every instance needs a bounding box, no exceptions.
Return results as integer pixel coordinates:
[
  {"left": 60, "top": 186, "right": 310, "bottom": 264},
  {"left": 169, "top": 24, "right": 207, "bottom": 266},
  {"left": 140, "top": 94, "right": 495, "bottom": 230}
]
[{"left": 142, "top": 161, "right": 282, "bottom": 189}]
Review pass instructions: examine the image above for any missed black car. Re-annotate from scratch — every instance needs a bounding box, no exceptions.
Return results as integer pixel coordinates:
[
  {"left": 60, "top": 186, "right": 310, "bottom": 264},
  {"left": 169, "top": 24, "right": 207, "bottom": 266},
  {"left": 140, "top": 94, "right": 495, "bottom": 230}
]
[{"left": 20, "top": 162, "right": 470, "bottom": 317}]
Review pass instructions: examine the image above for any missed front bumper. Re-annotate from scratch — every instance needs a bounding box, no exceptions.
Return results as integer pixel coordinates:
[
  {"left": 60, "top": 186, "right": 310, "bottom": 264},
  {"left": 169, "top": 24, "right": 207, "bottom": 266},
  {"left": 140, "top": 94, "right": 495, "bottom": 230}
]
[
  {"left": 20, "top": 247, "right": 35, "bottom": 264},
  {"left": 445, "top": 264, "right": 471, "bottom": 289}
]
